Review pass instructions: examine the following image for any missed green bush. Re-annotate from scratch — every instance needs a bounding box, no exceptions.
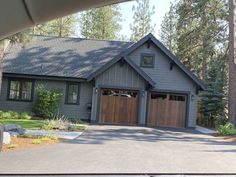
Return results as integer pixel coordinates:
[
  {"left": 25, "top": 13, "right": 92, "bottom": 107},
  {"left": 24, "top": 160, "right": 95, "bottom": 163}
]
[
  {"left": 40, "top": 137, "right": 51, "bottom": 141},
  {"left": 0, "top": 110, "right": 31, "bottom": 119},
  {"left": 20, "top": 112, "right": 32, "bottom": 120},
  {"left": 218, "top": 123, "right": 236, "bottom": 135},
  {"left": 43, "top": 135, "right": 58, "bottom": 140},
  {"left": 32, "top": 139, "right": 42, "bottom": 144},
  {"left": 33, "top": 86, "right": 62, "bottom": 118},
  {"left": 8, "top": 144, "right": 18, "bottom": 149}
]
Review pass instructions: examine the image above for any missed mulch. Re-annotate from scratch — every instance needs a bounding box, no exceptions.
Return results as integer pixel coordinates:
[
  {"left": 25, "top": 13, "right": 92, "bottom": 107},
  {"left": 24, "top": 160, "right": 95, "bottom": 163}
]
[{"left": 2, "top": 136, "right": 60, "bottom": 153}]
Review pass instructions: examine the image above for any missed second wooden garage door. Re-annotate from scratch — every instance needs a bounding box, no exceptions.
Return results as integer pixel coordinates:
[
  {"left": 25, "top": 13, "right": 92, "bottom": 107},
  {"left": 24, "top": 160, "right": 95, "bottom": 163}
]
[
  {"left": 99, "top": 89, "right": 138, "bottom": 125},
  {"left": 147, "top": 93, "right": 187, "bottom": 128}
]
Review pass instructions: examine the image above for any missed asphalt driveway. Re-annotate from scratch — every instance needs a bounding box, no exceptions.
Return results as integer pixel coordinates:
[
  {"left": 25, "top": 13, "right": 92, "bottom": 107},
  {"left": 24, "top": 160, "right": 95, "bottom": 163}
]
[{"left": 0, "top": 125, "right": 236, "bottom": 174}]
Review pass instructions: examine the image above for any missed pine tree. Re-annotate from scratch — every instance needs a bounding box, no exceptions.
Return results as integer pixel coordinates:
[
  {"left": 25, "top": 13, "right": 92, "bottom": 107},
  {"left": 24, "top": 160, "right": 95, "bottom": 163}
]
[
  {"left": 130, "top": 0, "right": 156, "bottom": 42},
  {"left": 159, "top": 2, "right": 177, "bottom": 53},
  {"left": 80, "top": 5, "right": 122, "bottom": 40},
  {"left": 33, "top": 15, "right": 77, "bottom": 37},
  {"left": 198, "top": 52, "right": 228, "bottom": 127},
  {"left": 175, "top": 0, "right": 227, "bottom": 79},
  {"left": 228, "top": 0, "right": 236, "bottom": 126}
]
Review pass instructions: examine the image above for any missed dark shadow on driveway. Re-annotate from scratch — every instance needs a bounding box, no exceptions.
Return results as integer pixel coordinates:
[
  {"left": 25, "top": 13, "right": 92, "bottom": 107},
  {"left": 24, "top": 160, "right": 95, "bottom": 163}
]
[{"left": 62, "top": 126, "right": 236, "bottom": 149}]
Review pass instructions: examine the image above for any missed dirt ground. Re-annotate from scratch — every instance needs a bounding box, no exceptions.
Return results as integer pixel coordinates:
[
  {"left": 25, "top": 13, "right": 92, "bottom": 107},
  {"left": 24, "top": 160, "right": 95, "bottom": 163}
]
[{"left": 2, "top": 136, "right": 59, "bottom": 153}]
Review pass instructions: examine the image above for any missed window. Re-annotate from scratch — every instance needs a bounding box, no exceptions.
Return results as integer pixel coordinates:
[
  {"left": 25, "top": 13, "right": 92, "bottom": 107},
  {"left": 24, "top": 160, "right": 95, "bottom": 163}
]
[
  {"left": 66, "top": 83, "right": 80, "bottom": 104},
  {"left": 169, "top": 94, "right": 186, "bottom": 101},
  {"left": 140, "top": 53, "right": 155, "bottom": 68},
  {"left": 8, "top": 79, "right": 34, "bottom": 101},
  {"left": 151, "top": 93, "right": 167, "bottom": 100}
]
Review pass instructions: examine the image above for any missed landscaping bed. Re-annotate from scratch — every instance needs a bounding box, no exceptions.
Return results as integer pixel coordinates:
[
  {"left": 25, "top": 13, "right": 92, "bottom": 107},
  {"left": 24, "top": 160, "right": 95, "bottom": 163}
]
[
  {"left": 2, "top": 135, "right": 60, "bottom": 153},
  {"left": 213, "top": 123, "right": 236, "bottom": 142}
]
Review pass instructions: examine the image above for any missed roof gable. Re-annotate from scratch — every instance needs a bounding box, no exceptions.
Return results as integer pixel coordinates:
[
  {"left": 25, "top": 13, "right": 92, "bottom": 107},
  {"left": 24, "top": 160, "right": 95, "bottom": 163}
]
[
  {"left": 87, "top": 55, "right": 155, "bottom": 87},
  {"left": 122, "top": 33, "right": 206, "bottom": 90}
]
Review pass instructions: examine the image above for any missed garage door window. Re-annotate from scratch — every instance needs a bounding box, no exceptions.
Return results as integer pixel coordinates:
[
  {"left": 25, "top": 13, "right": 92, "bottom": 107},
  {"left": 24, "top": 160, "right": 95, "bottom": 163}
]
[
  {"left": 151, "top": 93, "right": 167, "bottom": 100},
  {"left": 102, "top": 89, "right": 138, "bottom": 98},
  {"left": 169, "top": 94, "right": 185, "bottom": 101}
]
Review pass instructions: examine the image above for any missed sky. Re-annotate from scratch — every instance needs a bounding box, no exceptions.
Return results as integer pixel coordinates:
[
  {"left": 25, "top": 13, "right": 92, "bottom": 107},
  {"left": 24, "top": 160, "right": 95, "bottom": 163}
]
[
  {"left": 118, "top": 0, "right": 174, "bottom": 39},
  {"left": 76, "top": 0, "right": 174, "bottom": 40}
]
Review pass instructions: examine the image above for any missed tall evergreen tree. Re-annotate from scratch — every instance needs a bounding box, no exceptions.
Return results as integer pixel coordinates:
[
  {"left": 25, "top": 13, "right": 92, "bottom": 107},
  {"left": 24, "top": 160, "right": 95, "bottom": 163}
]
[
  {"left": 159, "top": 2, "right": 177, "bottom": 52},
  {"left": 175, "top": 0, "right": 227, "bottom": 79},
  {"left": 130, "top": 0, "right": 156, "bottom": 42},
  {"left": 228, "top": 0, "right": 236, "bottom": 126},
  {"left": 80, "top": 5, "right": 122, "bottom": 40},
  {"left": 198, "top": 50, "right": 228, "bottom": 127},
  {"left": 33, "top": 15, "right": 77, "bottom": 37},
  {"left": 160, "top": 0, "right": 228, "bottom": 127}
]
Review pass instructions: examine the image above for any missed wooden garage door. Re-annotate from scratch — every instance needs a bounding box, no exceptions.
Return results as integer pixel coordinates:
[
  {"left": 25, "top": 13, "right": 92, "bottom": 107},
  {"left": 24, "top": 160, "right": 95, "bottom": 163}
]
[
  {"left": 99, "top": 89, "right": 138, "bottom": 125},
  {"left": 147, "top": 93, "right": 187, "bottom": 128}
]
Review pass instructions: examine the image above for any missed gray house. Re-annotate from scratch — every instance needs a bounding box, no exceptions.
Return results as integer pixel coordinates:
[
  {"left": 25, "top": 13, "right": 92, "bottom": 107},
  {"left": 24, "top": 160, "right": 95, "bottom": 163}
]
[{"left": 0, "top": 33, "right": 205, "bottom": 128}]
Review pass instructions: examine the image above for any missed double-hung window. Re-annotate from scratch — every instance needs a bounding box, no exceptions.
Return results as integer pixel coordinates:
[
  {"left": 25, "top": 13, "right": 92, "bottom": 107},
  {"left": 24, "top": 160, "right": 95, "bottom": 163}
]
[
  {"left": 8, "top": 79, "right": 34, "bottom": 101},
  {"left": 65, "top": 82, "right": 80, "bottom": 104}
]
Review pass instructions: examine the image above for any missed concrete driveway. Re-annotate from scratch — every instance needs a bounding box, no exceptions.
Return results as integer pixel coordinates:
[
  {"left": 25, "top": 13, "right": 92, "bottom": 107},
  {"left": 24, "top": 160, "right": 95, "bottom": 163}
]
[{"left": 0, "top": 125, "right": 236, "bottom": 174}]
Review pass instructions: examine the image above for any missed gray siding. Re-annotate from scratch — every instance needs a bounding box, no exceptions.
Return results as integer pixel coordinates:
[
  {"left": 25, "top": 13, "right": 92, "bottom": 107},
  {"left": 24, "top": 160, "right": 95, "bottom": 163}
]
[
  {"left": 95, "top": 60, "right": 146, "bottom": 89},
  {"left": 0, "top": 77, "right": 93, "bottom": 120},
  {"left": 128, "top": 43, "right": 197, "bottom": 127}
]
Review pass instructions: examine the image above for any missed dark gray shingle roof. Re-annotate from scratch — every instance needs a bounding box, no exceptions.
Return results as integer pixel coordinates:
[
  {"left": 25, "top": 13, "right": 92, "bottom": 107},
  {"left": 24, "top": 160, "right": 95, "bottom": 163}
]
[{"left": 3, "top": 36, "right": 133, "bottom": 79}]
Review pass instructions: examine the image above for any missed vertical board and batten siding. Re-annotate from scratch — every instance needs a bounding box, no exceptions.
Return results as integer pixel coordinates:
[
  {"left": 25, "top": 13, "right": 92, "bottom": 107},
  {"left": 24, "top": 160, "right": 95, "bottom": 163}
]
[
  {"left": 91, "top": 60, "right": 148, "bottom": 125},
  {"left": 0, "top": 77, "right": 93, "bottom": 120},
  {"left": 95, "top": 60, "right": 146, "bottom": 89},
  {"left": 128, "top": 43, "right": 197, "bottom": 127}
]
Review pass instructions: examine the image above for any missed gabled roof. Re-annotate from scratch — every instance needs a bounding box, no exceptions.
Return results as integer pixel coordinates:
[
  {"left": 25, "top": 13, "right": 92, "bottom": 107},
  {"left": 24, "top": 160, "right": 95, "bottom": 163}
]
[
  {"left": 124, "top": 33, "right": 206, "bottom": 90},
  {"left": 87, "top": 55, "right": 156, "bottom": 87},
  {"left": 2, "top": 35, "right": 133, "bottom": 79},
  {"left": 3, "top": 34, "right": 205, "bottom": 90}
]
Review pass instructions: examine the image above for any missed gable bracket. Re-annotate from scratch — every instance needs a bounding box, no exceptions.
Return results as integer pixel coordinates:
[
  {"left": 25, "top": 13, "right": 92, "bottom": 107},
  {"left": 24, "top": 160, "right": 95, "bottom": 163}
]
[
  {"left": 147, "top": 37, "right": 152, "bottom": 48},
  {"left": 170, "top": 62, "right": 175, "bottom": 70},
  {"left": 119, "top": 56, "right": 125, "bottom": 67}
]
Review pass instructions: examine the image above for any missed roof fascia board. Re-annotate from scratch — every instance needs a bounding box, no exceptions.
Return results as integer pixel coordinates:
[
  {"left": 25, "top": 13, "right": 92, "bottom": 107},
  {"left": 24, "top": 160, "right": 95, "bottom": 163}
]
[{"left": 3, "top": 73, "right": 86, "bottom": 82}]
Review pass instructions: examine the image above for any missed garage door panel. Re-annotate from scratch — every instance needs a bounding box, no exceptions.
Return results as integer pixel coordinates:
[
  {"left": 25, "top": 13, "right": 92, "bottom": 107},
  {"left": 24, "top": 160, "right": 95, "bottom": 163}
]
[
  {"left": 99, "top": 89, "right": 138, "bottom": 125},
  {"left": 148, "top": 93, "right": 187, "bottom": 128}
]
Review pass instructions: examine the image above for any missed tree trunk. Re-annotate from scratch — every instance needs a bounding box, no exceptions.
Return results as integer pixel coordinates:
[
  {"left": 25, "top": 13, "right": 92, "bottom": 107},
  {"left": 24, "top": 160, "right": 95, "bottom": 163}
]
[
  {"left": 0, "top": 47, "right": 3, "bottom": 94},
  {"left": 228, "top": 0, "right": 236, "bottom": 126}
]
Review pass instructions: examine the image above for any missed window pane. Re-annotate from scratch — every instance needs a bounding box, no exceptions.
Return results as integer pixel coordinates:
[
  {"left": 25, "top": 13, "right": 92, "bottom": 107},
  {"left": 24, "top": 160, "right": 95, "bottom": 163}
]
[
  {"left": 9, "top": 81, "right": 20, "bottom": 99},
  {"left": 169, "top": 94, "right": 185, "bottom": 101},
  {"left": 21, "top": 81, "right": 32, "bottom": 100},
  {"left": 68, "top": 84, "right": 79, "bottom": 103},
  {"left": 151, "top": 93, "right": 167, "bottom": 100},
  {"left": 142, "top": 55, "right": 154, "bottom": 67}
]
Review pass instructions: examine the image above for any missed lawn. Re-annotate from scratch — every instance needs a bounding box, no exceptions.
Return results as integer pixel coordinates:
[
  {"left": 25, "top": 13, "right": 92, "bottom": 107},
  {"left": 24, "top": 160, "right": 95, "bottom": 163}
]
[{"left": 0, "top": 119, "right": 44, "bottom": 130}]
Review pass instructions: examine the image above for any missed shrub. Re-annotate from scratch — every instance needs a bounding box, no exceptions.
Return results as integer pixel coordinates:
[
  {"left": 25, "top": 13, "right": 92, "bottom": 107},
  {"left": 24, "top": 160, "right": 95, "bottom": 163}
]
[
  {"left": 42, "top": 115, "right": 70, "bottom": 130},
  {"left": 8, "top": 144, "right": 18, "bottom": 149},
  {"left": 40, "top": 137, "right": 51, "bottom": 141},
  {"left": 44, "top": 135, "right": 58, "bottom": 140},
  {"left": 9, "top": 111, "right": 20, "bottom": 119},
  {"left": 32, "top": 139, "right": 42, "bottom": 144},
  {"left": 68, "top": 124, "right": 87, "bottom": 131},
  {"left": 218, "top": 123, "right": 235, "bottom": 135},
  {"left": 20, "top": 112, "right": 32, "bottom": 120},
  {"left": 33, "top": 86, "right": 62, "bottom": 118},
  {"left": 0, "top": 110, "right": 32, "bottom": 119}
]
